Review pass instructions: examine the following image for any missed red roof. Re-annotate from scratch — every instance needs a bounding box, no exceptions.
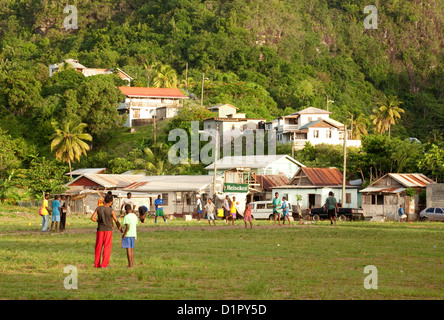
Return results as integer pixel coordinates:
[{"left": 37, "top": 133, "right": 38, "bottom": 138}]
[
  {"left": 118, "top": 87, "right": 188, "bottom": 98},
  {"left": 292, "top": 167, "right": 349, "bottom": 186}
]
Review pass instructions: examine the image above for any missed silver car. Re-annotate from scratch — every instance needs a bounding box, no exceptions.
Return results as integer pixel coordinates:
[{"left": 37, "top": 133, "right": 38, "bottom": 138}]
[{"left": 420, "top": 207, "right": 444, "bottom": 221}]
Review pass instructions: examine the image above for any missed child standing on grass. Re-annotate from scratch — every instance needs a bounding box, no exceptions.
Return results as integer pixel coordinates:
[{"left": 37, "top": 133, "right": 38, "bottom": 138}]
[
  {"left": 230, "top": 196, "right": 237, "bottom": 226},
  {"left": 122, "top": 204, "right": 138, "bottom": 268},
  {"left": 244, "top": 201, "right": 253, "bottom": 229},
  {"left": 281, "top": 196, "right": 291, "bottom": 226},
  {"left": 50, "top": 195, "right": 61, "bottom": 232},
  {"left": 40, "top": 194, "right": 50, "bottom": 232}
]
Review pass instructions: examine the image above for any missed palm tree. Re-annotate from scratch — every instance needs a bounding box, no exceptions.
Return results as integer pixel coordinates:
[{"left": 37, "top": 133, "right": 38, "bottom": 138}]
[
  {"left": 371, "top": 96, "right": 404, "bottom": 137},
  {"left": 351, "top": 113, "right": 369, "bottom": 140},
  {"left": 151, "top": 64, "right": 179, "bottom": 88},
  {"left": 50, "top": 121, "right": 93, "bottom": 179},
  {"left": 133, "top": 143, "right": 189, "bottom": 175}
]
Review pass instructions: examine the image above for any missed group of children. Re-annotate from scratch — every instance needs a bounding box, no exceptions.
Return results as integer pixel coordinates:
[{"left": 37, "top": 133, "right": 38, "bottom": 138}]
[{"left": 39, "top": 194, "right": 68, "bottom": 232}]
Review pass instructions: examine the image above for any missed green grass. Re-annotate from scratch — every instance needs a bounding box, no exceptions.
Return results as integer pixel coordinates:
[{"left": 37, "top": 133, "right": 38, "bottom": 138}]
[{"left": 0, "top": 204, "right": 443, "bottom": 300}]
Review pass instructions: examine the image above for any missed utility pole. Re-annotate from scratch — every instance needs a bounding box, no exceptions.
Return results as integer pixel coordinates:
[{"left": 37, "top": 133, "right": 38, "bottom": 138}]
[
  {"left": 201, "top": 73, "right": 205, "bottom": 107},
  {"left": 327, "top": 95, "right": 334, "bottom": 111},
  {"left": 185, "top": 63, "right": 188, "bottom": 90},
  {"left": 350, "top": 114, "right": 354, "bottom": 140},
  {"left": 153, "top": 114, "right": 156, "bottom": 145},
  {"left": 342, "top": 125, "right": 347, "bottom": 208},
  {"left": 213, "top": 124, "right": 219, "bottom": 203}
]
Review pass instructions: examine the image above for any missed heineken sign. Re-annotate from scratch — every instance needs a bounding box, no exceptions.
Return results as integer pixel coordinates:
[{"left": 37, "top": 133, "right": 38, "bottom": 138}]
[{"left": 223, "top": 183, "right": 249, "bottom": 193}]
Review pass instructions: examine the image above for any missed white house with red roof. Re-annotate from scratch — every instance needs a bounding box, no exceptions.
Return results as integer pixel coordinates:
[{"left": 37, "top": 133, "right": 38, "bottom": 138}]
[{"left": 118, "top": 86, "right": 189, "bottom": 127}]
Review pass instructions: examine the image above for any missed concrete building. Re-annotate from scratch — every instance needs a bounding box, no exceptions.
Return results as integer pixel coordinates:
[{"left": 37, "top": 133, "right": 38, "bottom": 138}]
[
  {"left": 117, "top": 87, "right": 188, "bottom": 127},
  {"left": 272, "top": 167, "right": 359, "bottom": 213},
  {"left": 205, "top": 154, "right": 305, "bottom": 180},
  {"left": 268, "top": 107, "right": 361, "bottom": 149}
]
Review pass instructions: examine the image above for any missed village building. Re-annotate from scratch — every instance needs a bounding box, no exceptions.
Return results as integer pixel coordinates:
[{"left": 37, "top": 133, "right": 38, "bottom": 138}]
[
  {"left": 49, "top": 59, "right": 133, "bottom": 83},
  {"left": 117, "top": 86, "right": 189, "bottom": 127},
  {"left": 204, "top": 154, "right": 305, "bottom": 180},
  {"left": 267, "top": 107, "right": 361, "bottom": 150},
  {"left": 122, "top": 175, "right": 224, "bottom": 218},
  {"left": 426, "top": 183, "right": 444, "bottom": 208},
  {"left": 272, "top": 167, "right": 360, "bottom": 213},
  {"left": 250, "top": 174, "right": 290, "bottom": 201},
  {"left": 360, "top": 173, "right": 435, "bottom": 221},
  {"left": 203, "top": 104, "right": 266, "bottom": 141}
]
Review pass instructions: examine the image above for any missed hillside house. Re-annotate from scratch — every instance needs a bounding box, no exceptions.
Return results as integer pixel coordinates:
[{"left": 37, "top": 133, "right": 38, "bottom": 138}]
[
  {"left": 118, "top": 87, "right": 189, "bottom": 127},
  {"left": 272, "top": 167, "right": 359, "bottom": 212},
  {"left": 268, "top": 107, "right": 361, "bottom": 149},
  {"left": 360, "top": 173, "right": 435, "bottom": 221},
  {"left": 203, "top": 104, "right": 266, "bottom": 142},
  {"left": 49, "top": 59, "right": 132, "bottom": 83}
]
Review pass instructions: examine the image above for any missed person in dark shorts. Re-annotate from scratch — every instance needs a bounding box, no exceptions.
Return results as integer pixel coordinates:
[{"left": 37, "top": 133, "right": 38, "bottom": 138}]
[
  {"left": 60, "top": 195, "right": 67, "bottom": 232},
  {"left": 325, "top": 191, "right": 338, "bottom": 226},
  {"left": 222, "top": 195, "right": 231, "bottom": 224}
]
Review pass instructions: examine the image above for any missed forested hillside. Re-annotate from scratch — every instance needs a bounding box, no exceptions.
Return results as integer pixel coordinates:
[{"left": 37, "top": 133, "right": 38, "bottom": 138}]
[{"left": 0, "top": 0, "right": 443, "bottom": 198}]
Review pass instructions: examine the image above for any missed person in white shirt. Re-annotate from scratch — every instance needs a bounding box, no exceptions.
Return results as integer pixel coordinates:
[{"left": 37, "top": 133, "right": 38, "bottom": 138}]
[
  {"left": 120, "top": 193, "right": 136, "bottom": 216},
  {"left": 196, "top": 195, "right": 203, "bottom": 223}
]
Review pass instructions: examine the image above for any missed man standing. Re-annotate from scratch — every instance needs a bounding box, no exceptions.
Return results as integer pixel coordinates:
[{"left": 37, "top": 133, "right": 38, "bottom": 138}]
[
  {"left": 154, "top": 195, "right": 166, "bottom": 223},
  {"left": 59, "top": 195, "right": 67, "bottom": 232},
  {"left": 272, "top": 192, "right": 282, "bottom": 226},
  {"left": 223, "top": 195, "right": 231, "bottom": 224},
  {"left": 196, "top": 194, "right": 203, "bottom": 223},
  {"left": 325, "top": 191, "right": 338, "bottom": 226},
  {"left": 91, "top": 194, "right": 123, "bottom": 268},
  {"left": 120, "top": 192, "right": 136, "bottom": 216},
  {"left": 205, "top": 198, "right": 216, "bottom": 226}
]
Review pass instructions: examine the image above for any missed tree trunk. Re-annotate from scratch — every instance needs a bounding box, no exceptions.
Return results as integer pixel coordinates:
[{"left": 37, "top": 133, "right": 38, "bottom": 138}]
[{"left": 68, "top": 160, "right": 72, "bottom": 181}]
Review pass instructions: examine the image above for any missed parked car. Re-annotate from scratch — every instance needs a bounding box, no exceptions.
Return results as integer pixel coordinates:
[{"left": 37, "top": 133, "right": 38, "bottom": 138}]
[
  {"left": 308, "top": 206, "right": 364, "bottom": 221},
  {"left": 419, "top": 207, "right": 444, "bottom": 221},
  {"left": 249, "top": 201, "right": 293, "bottom": 220}
]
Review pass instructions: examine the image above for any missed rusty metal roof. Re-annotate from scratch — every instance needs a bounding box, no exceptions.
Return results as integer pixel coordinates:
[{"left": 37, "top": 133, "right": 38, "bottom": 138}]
[
  {"left": 251, "top": 174, "right": 290, "bottom": 191},
  {"left": 388, "top": 173, "right": 435, "bottom": 188},
  {"left": 291, "top": 167, "right": 349, "bottom": 186}
]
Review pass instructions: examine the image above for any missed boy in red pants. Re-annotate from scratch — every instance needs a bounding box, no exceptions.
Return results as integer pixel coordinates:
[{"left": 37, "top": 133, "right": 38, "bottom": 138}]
[{"left": 91, "top": 194, "right": 122, "bottom": 268}]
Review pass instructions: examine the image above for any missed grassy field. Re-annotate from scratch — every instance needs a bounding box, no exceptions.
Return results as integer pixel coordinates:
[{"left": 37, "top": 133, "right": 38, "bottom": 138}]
[{"left": 0, "top": 204, "right": 443, "bottom": 300}]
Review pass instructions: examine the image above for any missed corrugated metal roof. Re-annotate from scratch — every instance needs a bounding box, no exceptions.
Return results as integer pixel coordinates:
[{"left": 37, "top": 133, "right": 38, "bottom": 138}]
[
  {"left": 389, "top": 173, "right": 435, "bottom": 188},
  {"left": 65, "top": 168, "right": 107, "bottom": 176},
  {"left": 359, "top": 187, "right": 406, "bottom": 194},
  {"left": 252, "top": 174, "right": 289, "bottom": 191},
  {"left": 292, "top": 167, "right": 349, "bottom": 186},
  {"left": 123, "top": 175, "right": 223, "bottom": 192},
  {"left": 65, "top": 174, "right": 147, "bottom": 188}
]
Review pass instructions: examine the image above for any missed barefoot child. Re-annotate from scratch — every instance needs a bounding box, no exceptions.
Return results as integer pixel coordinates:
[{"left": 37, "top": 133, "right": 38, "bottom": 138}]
[
  {"left": 244, "top": 201, "right": 253, "bottom": 229},
  {"left": 122, "top": 204, "right": 138, "bottom": 268}
]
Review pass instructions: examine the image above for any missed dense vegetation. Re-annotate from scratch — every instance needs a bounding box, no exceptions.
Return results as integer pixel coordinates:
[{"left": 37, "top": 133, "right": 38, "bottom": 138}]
[{"left": 0, "top": 0, "right": 443, "bottom": 199}]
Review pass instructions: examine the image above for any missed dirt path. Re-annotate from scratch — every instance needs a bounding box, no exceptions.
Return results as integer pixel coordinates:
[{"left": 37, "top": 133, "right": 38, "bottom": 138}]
[{"left": 0, "top": 222, "right": 316, "bottom": 237}]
